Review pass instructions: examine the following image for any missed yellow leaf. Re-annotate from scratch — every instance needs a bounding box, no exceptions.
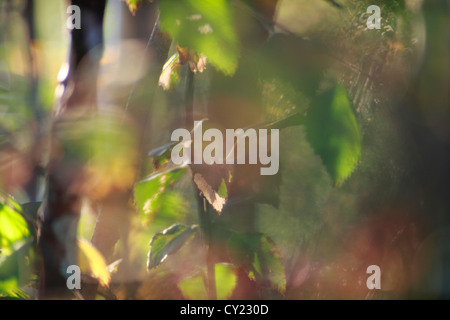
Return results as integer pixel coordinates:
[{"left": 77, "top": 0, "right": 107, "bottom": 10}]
[{"left": 77, "top": 240, "right": 110, "bottom": 287}]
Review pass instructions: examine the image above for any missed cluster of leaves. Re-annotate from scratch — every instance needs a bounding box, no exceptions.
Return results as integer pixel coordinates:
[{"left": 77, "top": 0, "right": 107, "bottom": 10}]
[
  {"left": 125, "top": 0, "right": 363, "bottom": 299},
  {"left": 0, "top": 193, "right": 112, "bottom": 298},
  {"left": 145, "top": 223, "right": 286, "bottom": 298}
]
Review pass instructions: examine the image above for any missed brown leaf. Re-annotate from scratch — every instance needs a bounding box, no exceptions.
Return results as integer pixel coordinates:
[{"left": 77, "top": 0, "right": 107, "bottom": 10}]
[{"left": 193, "top": 173, "right": 226, "bottom": 214}]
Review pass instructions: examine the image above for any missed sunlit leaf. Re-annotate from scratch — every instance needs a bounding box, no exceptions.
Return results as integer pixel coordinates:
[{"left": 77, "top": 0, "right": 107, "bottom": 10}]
[
  {"left": 0, "top": 241, "right": 34, "bottom": 297},
  {"left": 304, "top": 84, "right": 362, "bottom": 185},
  {"left": 159, "top": 53, "right": 181, "bottom": 91},
  {"left": 218, "top": 178, "right": 228, "bottom": 199},
  {"left": 0, "top": 193, "right": 30, "bottom": 257},
  {"left": 134, "top": 167, "right": 188, "bottom": 220},
  {"left": 178, "top": 273, "right": 207, "bottom": 300},
  {"left": 215, "top": 263, "right": 237, "bottom": 299},
  {"left": 178, "top": 263, "right": 237, "bottom": 300},
  {"left": 78, "top": 240, "right": 110, "bottom": 287},
  {"left": 147, "top": 224, "right": 198, "bottom": 269},
  {"left": 159, "top": 0, "right": 239, "bottom": 75},
  {"left": 159, "top": 48, "right": 208, "bottom": 91},
  {"left": 124, "top": 0, "right": 153, "bottom": 15},
  {"left": 228, "top": 232, "right": 285, "bottom": 293}
]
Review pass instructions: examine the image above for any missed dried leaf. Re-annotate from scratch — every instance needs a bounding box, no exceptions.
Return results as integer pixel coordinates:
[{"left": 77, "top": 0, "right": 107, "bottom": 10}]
[{"left": 193, "top": 173, "right": 226, "bottom": 214}]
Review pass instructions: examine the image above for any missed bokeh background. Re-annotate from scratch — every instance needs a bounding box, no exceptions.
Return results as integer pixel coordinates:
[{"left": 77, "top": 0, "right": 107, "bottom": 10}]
[{"left": 0, "top": 0, "right": 449, "bottom": 299}]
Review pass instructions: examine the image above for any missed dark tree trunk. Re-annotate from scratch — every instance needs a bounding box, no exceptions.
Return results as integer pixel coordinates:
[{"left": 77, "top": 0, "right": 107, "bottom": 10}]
[{"left": 38, "top": 0, "right": 107, "bottom": 299}]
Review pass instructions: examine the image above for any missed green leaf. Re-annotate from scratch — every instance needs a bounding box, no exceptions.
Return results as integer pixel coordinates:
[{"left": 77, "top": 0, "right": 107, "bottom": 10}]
[
  {"left": 124, "top": 0, "right": 153, "bottom": 15},
  {"left": 178, "top": 263, "right": 237, "bottom": 300},
  {"left": 134, "top": 167, "right": 188, "bottom": 220},
  {"left": 215, "top": 263, "right": 237, "bottom": 299},
  {"left": 217, "top": 178, "right": 228, "bottom": 199},
  {"left": 178, "top": 273, "right": 207, "bottom": 300},
  {"left": 0, "top": 241, "right": 34, "bottom": 297},
  {"left": 228, "top": 232, "right": 285, "bottom": 293},
  {"left": 148, "top": 224, "right": 198, "bottom": 269},
  {"left": 304, "top": 83, "right": 362, "bottom": 186},
  {"left": 0, "top": 194, "right": 30, "bottom": 257},
  {"left": 159, "top": 0, "right": 239, "bottom": 75}
]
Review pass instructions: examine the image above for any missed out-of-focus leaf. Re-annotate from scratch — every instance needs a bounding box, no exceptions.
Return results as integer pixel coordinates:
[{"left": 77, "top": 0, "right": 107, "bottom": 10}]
[
  {"left": 124, "top": 0, "right": 153, "bottom": 15},
  {"left": 159, "top": 48, "right": 207, "bottom": 91},
  {"left": 228, "top": 232, "right": 285, "bottom": 293},
  {"left": 178, "top": 263, "right": 237, "bottom": 299},
  {"left": 134, "top": 167, "right": 188, "bottom": 220},
  {"left": 0, "top": 241, "right": 34, "bottom": 297},
  {"left": 178, "top": 272, "right": 207, "bottom": 300},
  {"left": 159, "top": 53, "right": 181, "bottom": 91},
  {"left": 159, "top": 0, "right": 239, "bottom": 75},
  {"left": 147, "top": 224, "right": 198, "bottom": 269},
  {"left": 78, "top": 240, "right": 110, "bottom": 287},
  {"left": 0, "top": 193, "right": 30, "bottom": 257},
  {"left": 304, "top": 84, "right": 362, "bottom": 186},
  {"left": 215, "top": 263, "right": 237, "bottom": 299}
]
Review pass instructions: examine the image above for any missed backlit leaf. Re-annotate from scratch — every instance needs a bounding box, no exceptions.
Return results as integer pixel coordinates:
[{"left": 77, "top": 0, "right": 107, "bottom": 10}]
[
  {"left": 159, "top": 0, "right": 239, "bottom": 75},
  {"left": 78, "top": 239, "right": 110, "bottom": 287},
  {"left": 218, "top": 178, "right": 228, "bottom": 199},
  {"left": 178, "top": 263, "right": 237, "bottom": 300},
  {"left": 134, "top": 167, "right": 188, "bottom": 220},
  {"left": 178, "top": 273, "right": 207, "bottom": 300},
  {"left": 159, "top": 53, "right": 181, "bottom": 91},
  {"left": 0, "top": 193, "right": 30, "bottom": 257},
  {"left": 148, "top": 224, "right": 198, "bottom": 269},
  {"left": 305, "top": 84, "right": 362, "bottom": 185},
  {"left": 0, "top": 241, "right": 34, "bottom": 297}
]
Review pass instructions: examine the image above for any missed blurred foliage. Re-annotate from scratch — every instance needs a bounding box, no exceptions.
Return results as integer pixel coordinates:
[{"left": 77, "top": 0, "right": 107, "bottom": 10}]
[
  {"left": 134, "top": 167, "right": 188, "bottom": 223},
  {"left": 0, "top": 0, "right": 448, "bottom": 300},
  {"left": 0, "top": 193, "right": 34, "bottom": 298},
  {"left": 159, "top": 0, "right": 239, "bottom": 75},
  {"left": 228, "top": 232, "right": 286, "bottom": 294},
  {"left": 0, "top": 193, "right": 29, "bottom": 255},
  {"left": 178, "top": 263, "right": 237, "bottom": 300}
]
